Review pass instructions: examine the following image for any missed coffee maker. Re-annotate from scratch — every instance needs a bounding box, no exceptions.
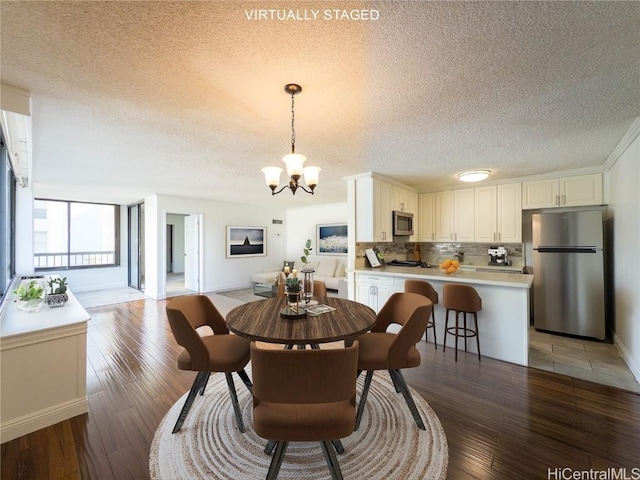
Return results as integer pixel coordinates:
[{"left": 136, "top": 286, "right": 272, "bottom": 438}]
[{"left": 488, "top": 246, "right": 508, "bottom": 265}]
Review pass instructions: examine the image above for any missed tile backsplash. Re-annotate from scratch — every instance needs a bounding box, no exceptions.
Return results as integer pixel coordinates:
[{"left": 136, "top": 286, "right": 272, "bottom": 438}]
[{"left": 356, "top": 242, "right": 524, "bottom": 263}]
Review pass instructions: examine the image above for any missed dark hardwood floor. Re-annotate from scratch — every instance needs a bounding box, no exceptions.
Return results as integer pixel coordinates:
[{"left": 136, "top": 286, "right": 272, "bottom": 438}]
[{"left": 2, "top": 297, "right": 639, "bottom": 479}]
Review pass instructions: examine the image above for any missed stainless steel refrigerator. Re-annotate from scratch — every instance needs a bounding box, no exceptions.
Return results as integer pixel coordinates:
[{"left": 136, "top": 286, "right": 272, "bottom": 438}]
[{"left": 532, "top": 210, "right": 605, "bottom": 339}]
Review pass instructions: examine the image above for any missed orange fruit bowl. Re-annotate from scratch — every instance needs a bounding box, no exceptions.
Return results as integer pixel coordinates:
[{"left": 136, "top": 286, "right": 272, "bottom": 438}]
[{"left": 439, "top": 259, "right": 460, "bottom": 274}]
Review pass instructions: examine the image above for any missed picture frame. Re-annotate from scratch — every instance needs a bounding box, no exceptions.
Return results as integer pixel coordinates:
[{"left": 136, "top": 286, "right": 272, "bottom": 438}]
[
  {"left": 316, "top": 223, "right": 348, "bottom": 255},
  {"left": 226, "top": 226, "right": 266, "bottom": 258}
]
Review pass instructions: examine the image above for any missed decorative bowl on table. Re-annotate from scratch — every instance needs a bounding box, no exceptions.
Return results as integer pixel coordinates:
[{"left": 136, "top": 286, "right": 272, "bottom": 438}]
[{"left": 439, "top": 259, "right": 460, "bottom": 275}]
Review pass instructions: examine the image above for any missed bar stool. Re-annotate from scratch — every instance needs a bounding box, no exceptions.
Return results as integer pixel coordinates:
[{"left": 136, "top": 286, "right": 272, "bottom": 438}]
[
  {"left": 442, "top": 283, "right": 482, "bottom": 361},
  {"left": 404, "top": 279, "right": 439, "bottom": 349}
]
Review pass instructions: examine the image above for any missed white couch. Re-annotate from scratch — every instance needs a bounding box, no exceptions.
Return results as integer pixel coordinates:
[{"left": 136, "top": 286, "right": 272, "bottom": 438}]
[{"left": 250, "top": 258, "right": 346, "bottom": 291}]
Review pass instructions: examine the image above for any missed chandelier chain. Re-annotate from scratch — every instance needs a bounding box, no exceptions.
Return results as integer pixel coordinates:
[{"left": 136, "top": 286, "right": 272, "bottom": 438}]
[{"left": 290, "top": 93, "right": 296, "bottom": 153}]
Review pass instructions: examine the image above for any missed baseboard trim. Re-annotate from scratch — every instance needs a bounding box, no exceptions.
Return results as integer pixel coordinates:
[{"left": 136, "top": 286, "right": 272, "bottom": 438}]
[
  {"left": 1, "top": 397, "right": 88, "bottom": 444},
  {"left": 614, "top": 332, "right": 640, "bottom": 384}
]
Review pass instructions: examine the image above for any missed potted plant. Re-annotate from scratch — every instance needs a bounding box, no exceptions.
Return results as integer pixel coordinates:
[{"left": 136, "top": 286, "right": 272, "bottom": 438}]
[
  {"left": 13, "top": 278, "right": 46, "bottom": 312},
  {"left": 285, "top": 277, "right": 302, "bottom": 304},
  {"left": 46, "top": 276, "right": 69, "bottom": 308}
]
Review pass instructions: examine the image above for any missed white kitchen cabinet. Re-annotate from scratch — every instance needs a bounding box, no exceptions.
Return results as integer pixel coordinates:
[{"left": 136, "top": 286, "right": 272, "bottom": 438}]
[
  {"left": 475, "top": 183, "right": 522, "bottom": 243},
  {"left": 435, "top": 189, "right": 474, "bottom": 242},
  {"left": 407, "top": 190, "right": 419, "bottom": 242},
  {"left": 355, "top": 273, "right": 395, "bottom": 313},
  {"left": 373, "top": 179, "right": 393, "bottom": 242},
  {"left": 355, "top": 177, "right": 393, "bottom": 242},
  {"left": 455, "top": 188, "right": 475, "bottom": 241},
  {"left": 434, "top": 191, "right": 455, "bottom": 241},
  {"left": 419, "top": 193, "right": 435, "bottom": 242},
  {"left": 522, "top": 173, "right": 602, "bottom": 209}
]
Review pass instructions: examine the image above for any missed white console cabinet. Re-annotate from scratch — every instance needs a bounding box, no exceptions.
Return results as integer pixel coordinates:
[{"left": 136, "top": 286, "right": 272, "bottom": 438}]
[{"left": 1, "top": 289, "right": 90, "bottom": 443}]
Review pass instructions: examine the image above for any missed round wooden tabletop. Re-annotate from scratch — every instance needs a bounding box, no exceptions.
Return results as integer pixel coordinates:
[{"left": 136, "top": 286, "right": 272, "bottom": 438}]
[{"left": 226, "top": 296, "right": 376, "bottom": 345}]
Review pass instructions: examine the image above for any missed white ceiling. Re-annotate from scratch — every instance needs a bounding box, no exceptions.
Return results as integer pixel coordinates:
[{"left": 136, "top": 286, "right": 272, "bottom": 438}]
[{"left": 1, "top": 1, "right": 638, "bottom": 207}]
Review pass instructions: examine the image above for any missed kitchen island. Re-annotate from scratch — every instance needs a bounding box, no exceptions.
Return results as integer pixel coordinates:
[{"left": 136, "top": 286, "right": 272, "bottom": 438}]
[
  {"left": 0, "top": 288, "right": 90, "bottom": 443},
  {"left": 351, "top": 266, "right": 534, "bottom": 366}
]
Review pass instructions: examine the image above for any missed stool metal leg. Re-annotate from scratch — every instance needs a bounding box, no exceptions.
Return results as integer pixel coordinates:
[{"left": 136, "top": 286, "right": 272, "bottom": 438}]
[
  {"left": 475, "top": 312, "right": 481, "bottom": 361},
  {"left": 431, "top": 309, "right": 438, "bottom": 349},
  {"left": 443, "top": 309, "right": 449, "bottom": 351},
  {"left": 463, "top": 312, "right": 468, "bottom": 352},
  {"left": 455, "top": 311, "right": 460, "bottom": 362}
]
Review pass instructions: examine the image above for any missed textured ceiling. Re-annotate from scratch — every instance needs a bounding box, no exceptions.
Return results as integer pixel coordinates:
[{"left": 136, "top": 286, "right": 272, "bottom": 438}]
[{"left": 1, "top": 1, "right": 638, "bottom": 206}]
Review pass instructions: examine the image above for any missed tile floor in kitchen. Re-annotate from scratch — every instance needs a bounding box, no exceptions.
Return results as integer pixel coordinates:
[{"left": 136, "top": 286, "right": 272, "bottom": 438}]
[{"left": 529, "top": 327, "right": 640, "bottom": 393}]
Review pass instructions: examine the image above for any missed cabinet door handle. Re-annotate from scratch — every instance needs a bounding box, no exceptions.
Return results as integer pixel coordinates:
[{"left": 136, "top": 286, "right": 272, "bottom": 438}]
[
  {"left": 562, "top": 195, "right": 566, "bottom": 205},
  {"left": 432, "top": 233, "right": 434, "bottom": 241},
  {"left": 498, "top": 232, "right": 501, "bottom": 241},
  {"left": 555, "top": 195, "right": 560, "bottom": 206}
]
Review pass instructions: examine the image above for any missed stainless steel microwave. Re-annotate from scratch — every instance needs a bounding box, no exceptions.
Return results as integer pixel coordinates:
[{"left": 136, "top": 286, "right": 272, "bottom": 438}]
[{"left": 393, "top": 210, "right": 414, "bottom": 236}]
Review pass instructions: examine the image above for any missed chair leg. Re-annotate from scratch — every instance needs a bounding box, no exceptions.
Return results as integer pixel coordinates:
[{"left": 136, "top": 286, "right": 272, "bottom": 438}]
[
  {"left": 354, "top": 371, "right": 374, "bottom": 431},
  {"left": 285, "top": 344, "right": 294, "bottom": 350},
  {"left": 172, "top": 371, "right": 208, "bottom": 433},
  {"left": 463, "top": 312, "right": 468, "bottom": 352},
  {"left": 455, "top": 311, "right": 460, "bottom": 362},
  {"left": 431, "top": 309, "right": 438, "bottom": 350},
  {"left": 390, "top": 370, "right": 426, "bottom": 430},
  {"left": 266, "top": 441, "right": 288, "bottom": 480},
  {"left": 264, "top": 440, "right": 277, "bottom": 455},
  {"left": 236, "top": 368, "right": 253, "bottom": 394},
  {"left": 389, "top": 370, "right": 400, "bottom": 392},
  {"left": 225, "top": 373, "right": 245, "bottom": 433},
  {"left": 475, "top": 312, "right": 481, "bottom": 361},
  {"left": 443, "top": 309, "right": 449, "bottom": 351},
  {"left": 199, "top": 373, "right": 210, "bottom": 395},
  {"left": 331, "top": 439, "right": 345, "bottom": 454},
  {"left": 320, "top": 440, "right": 344, "bottom": 480}
]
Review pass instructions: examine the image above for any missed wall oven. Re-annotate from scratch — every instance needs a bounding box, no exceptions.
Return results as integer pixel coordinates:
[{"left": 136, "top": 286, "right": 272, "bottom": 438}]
[{"left": 393, "top": 210, "right": 414, "bottom": 236}]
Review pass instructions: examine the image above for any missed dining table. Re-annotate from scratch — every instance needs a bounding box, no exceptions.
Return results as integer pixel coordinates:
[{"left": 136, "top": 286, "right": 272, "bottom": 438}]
[{"left": 225, "top": 296, "right": 376, "bottom": 347}]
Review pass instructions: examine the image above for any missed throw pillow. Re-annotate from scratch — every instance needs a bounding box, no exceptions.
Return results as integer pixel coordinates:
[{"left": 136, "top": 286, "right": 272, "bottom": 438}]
[{"left": 316, "top": 258, "right": 337, "bottom": 277}]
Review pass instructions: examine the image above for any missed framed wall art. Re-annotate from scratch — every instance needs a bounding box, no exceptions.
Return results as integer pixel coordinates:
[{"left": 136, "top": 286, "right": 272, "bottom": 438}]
[
  {"left": 316, "top": 223, "right": 348, "bottom": 255},
  {"left": 226, "top": 226, "right": 266, "bottom": 258}
]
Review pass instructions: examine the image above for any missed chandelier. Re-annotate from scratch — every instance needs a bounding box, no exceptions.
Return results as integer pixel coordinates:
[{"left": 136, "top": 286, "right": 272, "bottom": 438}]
[{"left": 262, "top": 84, "right": 321, "bottom": 195}]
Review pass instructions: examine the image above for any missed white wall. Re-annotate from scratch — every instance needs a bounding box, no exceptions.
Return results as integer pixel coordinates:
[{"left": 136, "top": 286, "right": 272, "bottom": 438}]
[
  {"left": 145, "top": 194, "right": 287, "bottom": 299},
  {"left": 605, "top": 131, "right": 640, "bottom": 382},
  {"left": 285, "top": 203, "right": 348, "bottom": 269}
]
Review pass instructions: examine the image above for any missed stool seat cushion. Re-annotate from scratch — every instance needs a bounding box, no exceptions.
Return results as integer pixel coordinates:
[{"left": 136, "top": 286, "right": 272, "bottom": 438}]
[{"left": 356, "top": 332, "right": 421, "bottom": 370}]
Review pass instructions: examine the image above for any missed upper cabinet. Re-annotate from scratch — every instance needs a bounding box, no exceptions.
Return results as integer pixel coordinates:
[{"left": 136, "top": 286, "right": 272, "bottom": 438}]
[
  {"left": 434, "top": 189, "right": 474, "bottom": 242},
  {"left": 522, "top": 173, "right": 602, "bottom": 209},
  {"left": 418, "top": 193, "right": 435, "bottom": 242},
  {"left": 355, "top": 176, "right": 393, "bottom": 242},
  {"left": 475, "top": 183, "right": 522, "bottom": 243}
]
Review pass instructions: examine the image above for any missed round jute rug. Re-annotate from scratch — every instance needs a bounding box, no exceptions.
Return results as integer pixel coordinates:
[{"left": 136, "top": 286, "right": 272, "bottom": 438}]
[{"left": 150, "top": 368, "right": 448, "bottom": 480}]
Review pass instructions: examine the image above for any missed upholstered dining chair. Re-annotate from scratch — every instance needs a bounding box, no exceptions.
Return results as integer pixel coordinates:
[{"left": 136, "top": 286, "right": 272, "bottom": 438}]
[
  {"left": 250, "top": 341, "right": 359, "bottom": 480},
  {"left": 404, "top": 279, "right": 439, "bottom": 348},
  {"left": 354, "top": 292, "right": 432, "bottom": 430},
  {"left": 166, "top": 295, "right": 252, "bottom": 433},
  {"left": 313, "top": 280, "right": 328, "bottom": 299}
]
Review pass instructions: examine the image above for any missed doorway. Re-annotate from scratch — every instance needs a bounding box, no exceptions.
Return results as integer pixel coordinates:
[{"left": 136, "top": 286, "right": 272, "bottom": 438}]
[{"left": 165, "top": 213, "right": 202, "bottom": 297}]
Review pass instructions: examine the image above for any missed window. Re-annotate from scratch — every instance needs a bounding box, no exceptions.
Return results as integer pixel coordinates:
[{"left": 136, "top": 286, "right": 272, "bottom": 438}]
[
  {"left": 34, "top": 199, "right": 120, "bottom": 270},
  {"left": 0, "top": 134, "right": 16, "bottom": 301}
]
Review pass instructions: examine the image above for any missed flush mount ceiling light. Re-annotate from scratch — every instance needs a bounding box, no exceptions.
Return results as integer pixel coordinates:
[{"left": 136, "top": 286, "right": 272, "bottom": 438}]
[
  {"left": 262, "top": 84, "right": 321, "bottom": 195},
  {"left": 457, "top": 170, "right": 490, "bottom": 182}
]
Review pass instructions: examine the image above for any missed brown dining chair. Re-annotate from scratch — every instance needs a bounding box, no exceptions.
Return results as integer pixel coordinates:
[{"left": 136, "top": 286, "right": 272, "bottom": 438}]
[
  {"left": 313, "top": 280, "right": 328, "bottom": 299},
  {"left": 354, "top": 292, "right": 432, "bottom": 430},
  {"left": 166, "top": 295, "right": 252, "bottom": 433},
  {"left": 250, "top": 341, "right": 359, "bottom": 480},
  {"left": 404, "top": 279, "right": 439, "bottom": 348}
]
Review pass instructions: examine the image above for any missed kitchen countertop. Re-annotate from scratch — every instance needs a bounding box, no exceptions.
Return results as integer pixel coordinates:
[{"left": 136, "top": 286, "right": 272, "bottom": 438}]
[{"left": 352, "top": 265, "right": 534, "bottom": 289}]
